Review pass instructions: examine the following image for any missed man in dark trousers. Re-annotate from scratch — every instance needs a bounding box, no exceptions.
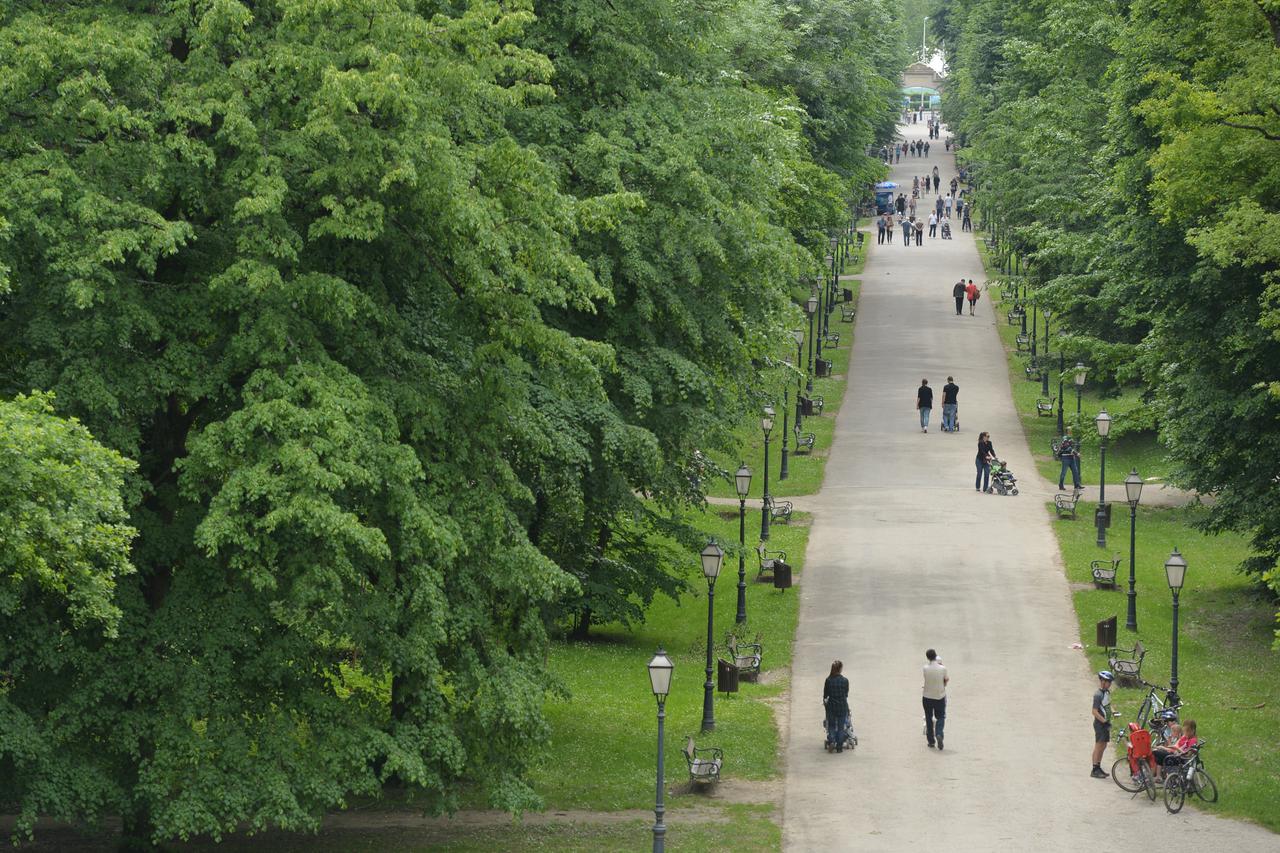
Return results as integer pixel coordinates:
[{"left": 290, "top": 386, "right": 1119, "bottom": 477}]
[
  {"left": 916, "top": 378, "right": 933, "bottom": 433},
  {"left": 922, "top": 649, "right": 949, "bottom": 750},
  {"left": 952, "top": 280, "right": 965, "bottom": 315},
  {"left": 941, "top": 376, "right": 960, "bottom": 432}
]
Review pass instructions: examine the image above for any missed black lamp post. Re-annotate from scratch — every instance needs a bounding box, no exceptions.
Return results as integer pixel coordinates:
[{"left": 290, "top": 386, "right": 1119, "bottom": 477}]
[
  {"left": 1074, "top": 362, "right": 1087, "bottom": 418},
  {"left": 805, "top": 297, "right": 817, "bottom": 393},
  {"left": 791, "top": 329, "right": 805, "bottom": 426},
  {"left": 780, "top": 388, "right": 790, "bottom": 482},
  {"left": 700, "top": 541, "right": 724, "bottom": 733},
  {"left": 1095, "top": 409, "right": 1111, "bottom": 548},
  {"left": 735, "top": 464, "right": 751, "bottom": 624},
  {"left": 760, "top": 407, "right": 774, "bottom": 541},
  {"left": 1164, "top": 548, "right": 1188, "bottom": 707},
  {"left": 1030, "top": 301, "right": 1038, "bottom": 355},
  {"left": 822, "top": 256, "right": 833, "bottom": 339},
  {"left": 1019, "top": 281, "right": 1028, "bottom": 335},
  {"left": 647, "top": 647, "right": 673, "bottom": 853},
  {"left": 1124, "top": 468, "right": 1143, "bottom": 631},
  {"left": 1041, "top": 308, "right": 1052, "bottom": 395},
  {"left": 1056, "top": 353, "right": 1066, "bottom": 433},
  {"left": 814, "top": 287, "right": 824, "bottom": 368}
]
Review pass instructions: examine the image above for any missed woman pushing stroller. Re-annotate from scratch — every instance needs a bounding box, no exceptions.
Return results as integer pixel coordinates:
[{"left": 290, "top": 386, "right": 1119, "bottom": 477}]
[{"left": 823, "top": 660, "right": 857, "bottom": 752}]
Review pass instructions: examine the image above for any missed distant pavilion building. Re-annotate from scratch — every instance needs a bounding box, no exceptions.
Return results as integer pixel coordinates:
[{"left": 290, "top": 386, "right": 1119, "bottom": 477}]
[{"left": 901, "top": 61, "right": 945, "bottom": 113}]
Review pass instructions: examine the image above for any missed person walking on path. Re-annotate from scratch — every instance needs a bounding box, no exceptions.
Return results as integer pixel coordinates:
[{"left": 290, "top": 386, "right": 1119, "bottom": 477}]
[
  {"left": 823, "top": 660, "right": 851, "bottom": 753},
  {"left": 924, "top": 140, "right": 930, "bottom": 157},
  {"left": 965, "top": 280, "right": 980, "bottom": 315},
  {"left": 885, "top": 212, "right": 895, "bottom": 244},
  {"left": 935, "top": 195, "right": 944, "bottom": 219},
  {"left": 929, "top": 212, "right": 938, "bottom": 238},
  {"left": 1091, "top": 671, "right": 1115, "bottom": 778},
  {"left": 941, "top": 377, "right": 960, "bottom": 432},
  {"left": 976, "top": 432, "right": 995, "bottom": 491},
  {"left": 922, "top": 649, "right": 949, "bottom": 750},
  {"left": 962, "top": 206, "right": 973, "bottom": 232},
  {"left": 952, "top": 279, "right": 966, "bottom": 315},
  {"left": 901, "top": 216, "right": 912, "bottom": 247},
  {"left": 877, "top": 214, "right": 887, "bottom": 245},
  {"left": 917, "top": 379, "right": 933, "bottom": 433},
  {"left": 1057, "top": 427, "right": 1083, "bottom": 491},
  {"left": 915, "top": 217, "right": 923, "bottom": 246},
  {"left": 946, "top": 194, "right": 953, "bottom": 218}
]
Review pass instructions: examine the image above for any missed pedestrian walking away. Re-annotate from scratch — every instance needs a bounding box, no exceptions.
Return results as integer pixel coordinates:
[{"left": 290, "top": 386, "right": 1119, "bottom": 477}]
[
  {"left": 823, "top": 660, "right": 852, "bottom": 753},
  {"left": 901, "top": 217, "right": 912, "bottom": 247},
  {"left": 965, "top": 280, "right": 980, "bottom": 315},
  {"left": 924, "top": 141, "right": 930, "bottom": 157},
  {"left": 976, "top": 431, "right": 995, "bottom": 491},
  {"left": 877, "top": 214, "right": 887, "bottom": 245},
  {"left": 929, "top": 212, "right": 938, "bottom": 238},
  {"left": 941, "top": 377, "right": 959, "bottom": 432},
  {"left": 952, "top": 279, "right": 965, "bottom": 315},
  {"left": 917, "top": 378, "right": 933, "bottom": 432},
  {"left": 962, "top": 207, "right": 972, "bottom": 231},
  {"left": 1091, "top": 670, "right": 1114, "bottom": 778},
  {"left": 1057, "top": 426, "right": 1083, "bottom": 490},
  {"left": 914, "top": 218, "right": 923, "bottom": 245},
  {"left": 922, "top": 649, "right": 949, "bottom": 750}
]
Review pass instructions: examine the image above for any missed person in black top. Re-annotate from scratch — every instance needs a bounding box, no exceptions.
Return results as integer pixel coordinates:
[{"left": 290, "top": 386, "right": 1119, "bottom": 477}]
[
  {"left": 823, "top": 660, "right": 851, "bottom": 752},
  {"left": 976, "top": 432, "right": 995, "bottom": 492},
  {"left": 952, "top": 280, "right": 965, "bottom": 315},
  {"left": 916, "top": 379, "right": 933, "bottom": 433},
  {"left": 941, "top": 377, "right": 960, "bottom": 432}
]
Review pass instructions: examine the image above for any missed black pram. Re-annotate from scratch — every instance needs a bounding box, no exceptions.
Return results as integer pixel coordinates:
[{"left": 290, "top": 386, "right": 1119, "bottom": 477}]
[{"left": 940, "top": 220, "right": 952, "bottom": 239}]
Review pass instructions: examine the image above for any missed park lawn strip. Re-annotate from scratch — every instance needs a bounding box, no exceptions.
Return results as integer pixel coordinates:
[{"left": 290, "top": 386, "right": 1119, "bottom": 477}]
[
  {"left": 530, "top": 508, "right": 807, "bottom": 812},
  {"left": 705, "top": 279, "right": 861, "bottom": 500},
  {"left": 1052, "top": 505, "right": 1280, "bottom": 832}
]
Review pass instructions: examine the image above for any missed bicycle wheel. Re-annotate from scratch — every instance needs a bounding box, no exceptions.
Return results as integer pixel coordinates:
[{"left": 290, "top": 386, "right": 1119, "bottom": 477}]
[
  {"left": 1192, "top": 768, "right": 1218, "bottom": 803},
  {"left": 1138, "top": 763, "right": 1158, "bottom": 801},
  {"left": 1164, "top": 774, "right": 1186, "bottom": 814},
  {"left": 1111, "top": 757, "right": 1144, "bottom": 792}
]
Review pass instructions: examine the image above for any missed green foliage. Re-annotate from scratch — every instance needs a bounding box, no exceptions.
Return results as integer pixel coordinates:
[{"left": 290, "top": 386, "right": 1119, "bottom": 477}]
[{"left": 941, "top": 0, "right": 1280, "bottom": 635}]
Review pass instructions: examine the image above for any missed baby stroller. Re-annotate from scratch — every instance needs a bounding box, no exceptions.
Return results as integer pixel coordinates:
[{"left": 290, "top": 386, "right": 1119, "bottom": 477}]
[
  {"left": 823, "top": 711, "right": 858, "bottom": 753},
  {"left": 940, "top": 219, "right": 952, "bottom": 240},
  {"left": 988, "top": 458, "right": 1019, "bottom": 495}
]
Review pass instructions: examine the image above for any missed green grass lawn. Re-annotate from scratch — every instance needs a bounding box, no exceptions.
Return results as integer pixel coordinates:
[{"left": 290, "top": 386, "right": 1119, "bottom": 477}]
[
  {"left": 1053, "top": 504, "right": 1280, "bottom": 830},
  {"left": 531, "top": 507, "right": 807, "bottom": 810}
]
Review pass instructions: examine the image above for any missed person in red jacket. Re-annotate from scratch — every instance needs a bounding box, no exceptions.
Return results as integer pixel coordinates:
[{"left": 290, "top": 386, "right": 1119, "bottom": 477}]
[{"left": 965, "top": 280, "right": 980, "bottom": 315}]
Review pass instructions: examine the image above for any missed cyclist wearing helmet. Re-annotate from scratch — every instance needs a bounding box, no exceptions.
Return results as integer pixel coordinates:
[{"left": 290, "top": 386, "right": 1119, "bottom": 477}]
[{"left": 1091, "top": 670, "right": 1114, "bottom": 778}]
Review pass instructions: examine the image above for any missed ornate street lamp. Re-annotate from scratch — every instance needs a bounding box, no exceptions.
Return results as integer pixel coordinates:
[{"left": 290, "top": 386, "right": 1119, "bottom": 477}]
[
  {"left": 1041, "top": 308, "right": 1052, "bottom": 395},
  {"left": 1164, "top": 548, "right": 1188, "bottom": 707},
  {"left": 780, "top": 387, "right": 790, "bottom": 482},
  {"left": 760, "top": 407, "right": 774, "bottom": 541},
  {"left": 805, "top": 296, "right": 817, "bottom": 393},
  {"left": 735, "top": 463, "right": 752, "bottom": 624},
  {"left": 791, "top": 329, "right": 805, "bottom": 426},
  {"left": 1124, "top": 468, "right": 1143, "bottom": 631},
  {"left": 647, "top": 647, "right": 673, "bottom": 853},
  {"left": 1074, "top": 362, "right": 1087, "bottom": 417},
  {"left": 699, "top": 541, "right": 724, "bottom": 733},
  {"left": 1095, "top": 409, "right": 1111, "bottom": 548}
]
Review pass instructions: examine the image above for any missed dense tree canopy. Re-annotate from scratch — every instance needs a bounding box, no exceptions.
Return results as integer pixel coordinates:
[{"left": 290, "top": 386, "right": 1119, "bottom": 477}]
[
  {"left": 936, "top": 0, "right": 1280, "bottom": 634},
  {"left": 0, "top": 0, "right": 904, "bottom": 843}
]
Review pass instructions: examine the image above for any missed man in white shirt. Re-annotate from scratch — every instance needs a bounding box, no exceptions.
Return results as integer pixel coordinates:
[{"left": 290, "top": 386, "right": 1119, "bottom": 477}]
[{"left": 922, "top": 649, "right": 949, "bottom": 750}]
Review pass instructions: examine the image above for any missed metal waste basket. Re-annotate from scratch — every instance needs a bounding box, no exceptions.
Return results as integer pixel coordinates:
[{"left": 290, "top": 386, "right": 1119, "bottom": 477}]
[
  {"left": 773, "top": 561, "right": 793, "bottom": 590},
  {"left": 1096, "top": 616, "right": 1117, "bottom": 649},
  {"left": 717, "top": 658, "right": 739, "bottom": 694}
]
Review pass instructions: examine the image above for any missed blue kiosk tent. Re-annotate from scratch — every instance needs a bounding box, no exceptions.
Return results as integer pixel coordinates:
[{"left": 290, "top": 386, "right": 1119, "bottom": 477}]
[{"left": 874, "top": 182, "right": 898, "bottom": 214}]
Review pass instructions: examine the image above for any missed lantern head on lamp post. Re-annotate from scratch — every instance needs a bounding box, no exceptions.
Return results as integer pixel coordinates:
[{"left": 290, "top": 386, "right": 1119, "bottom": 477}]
[
  {"left": 1124, "top": 468, "right": 1143, "bottom": 631},
  {"left": 1164, "top": 548, "right": 1187, "bottom": 706},
  {"left": 1095, "top": 409, "right": 1111, "bottom": 548},
  {"left": 760, "top": 408, "right": 774, "bottom": 541},
  {"left": 735, "top": 463, "right": 752, "bottom": 624},
  {"left": 700, "top": 540, "right": 724, "bottom": 733},
  {"left": 1074, "top": 362, "right": 1087, "bottom": 418},
  {"left": 647, "top": 647, "right": 673, "bottom": 853}
]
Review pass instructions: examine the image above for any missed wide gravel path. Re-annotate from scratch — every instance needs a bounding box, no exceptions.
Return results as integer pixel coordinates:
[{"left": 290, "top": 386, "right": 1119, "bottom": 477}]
[{"left": 779, "top": 122, "right": 1276, "bottom": 852}]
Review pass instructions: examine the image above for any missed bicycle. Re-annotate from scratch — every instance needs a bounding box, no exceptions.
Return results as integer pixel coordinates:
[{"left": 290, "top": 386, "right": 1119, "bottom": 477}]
[
  {"left": 1133, "top": 680, "right": 1184, "bottom": 746},
  {"left": 1163, "top": 740, "right": 1218, "bottom": 814},
  {"left": 1110, "top": 714, "right": 1159, "bottom": 799}
]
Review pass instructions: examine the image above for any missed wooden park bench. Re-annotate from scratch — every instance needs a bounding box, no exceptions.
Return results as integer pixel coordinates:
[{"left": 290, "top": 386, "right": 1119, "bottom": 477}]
[
  {"left": 683, "top": 737, "right": 723, "bottom": 786},
  {"left": 1015, "top": 333, "right": 1030, "bottom": 352},
  {"left": 1007, "top": 307, "right": 1025, "bottom": 326},
  {"left": 840, "top": 304, "right": 856, "bottom": 322},
  {"left": 809, "top": 395, "right": 824, "bottom": 415},
  {"left": 1108, "top": 640, "right": 1146, "bottom": 683},
  {"left": 768, "top": 498, "right": 793, "bottom": 525},
  {"left": 756, "top": 543, "right": 786, "bottom": 581},
  {"left": 1055, "top": 489, "right": 1083, "bottom": 519},
  {"left": 1036, "top": 397, "right": 1055, "bottom": 417},
  {"left": 727, "top": 635, "right": 763, "bottom": 682},
  {"left": 1092, "top": 557, "right": 1120, "bottom": 589},
  {"left": 822, "top": 331, "right": 840, "bottom": 348},
  {"left": 793, "top": 424, "right": 816, "bottom": 454}
]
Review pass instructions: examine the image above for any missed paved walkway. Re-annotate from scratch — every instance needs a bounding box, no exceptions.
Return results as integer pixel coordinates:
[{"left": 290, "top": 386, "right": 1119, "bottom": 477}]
[{"left": 779, "top": 124, "right": 1275, "bottom": 851}]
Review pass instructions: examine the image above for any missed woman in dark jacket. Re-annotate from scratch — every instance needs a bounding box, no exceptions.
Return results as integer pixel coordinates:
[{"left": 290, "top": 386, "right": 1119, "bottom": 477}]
[
  {"left": 823, "top": 660, "right": 851, "bottom": 752},
  {"left": 976, "top": 432, "right": 996, "bottom": 492}
]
